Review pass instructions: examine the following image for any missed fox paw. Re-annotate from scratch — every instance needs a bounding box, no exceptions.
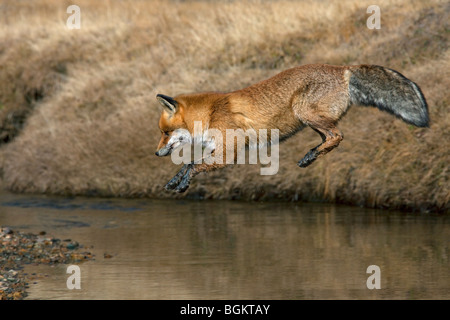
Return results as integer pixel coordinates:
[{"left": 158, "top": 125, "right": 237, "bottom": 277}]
[
  {"left": 164, "top": 164, "right": 193, "bottom": 192},
  {"left": 298, "top": 150, "right": 317, "bottom": 168},
  {"left": 164, "top": 175, "right": 182, "bottom": 191},
  {"left": 174, "top": 174, "right": 191, "bottom": 193}
]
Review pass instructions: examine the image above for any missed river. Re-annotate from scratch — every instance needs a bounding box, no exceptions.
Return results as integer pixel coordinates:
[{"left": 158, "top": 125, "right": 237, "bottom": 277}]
[{"left": 0, "top": 191, "right": 448, "bottom": 299}]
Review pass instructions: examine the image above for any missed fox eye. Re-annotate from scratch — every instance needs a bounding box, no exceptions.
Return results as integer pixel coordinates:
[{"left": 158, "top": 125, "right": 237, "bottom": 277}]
[{"left": 164, "top": 131, "right": 170, "bottom": 137}]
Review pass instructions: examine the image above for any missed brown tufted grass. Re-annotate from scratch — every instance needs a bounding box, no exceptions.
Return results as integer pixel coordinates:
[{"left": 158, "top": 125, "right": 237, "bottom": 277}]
[{"left": 0, "top": 0, "right": 448, "bottom": 212}]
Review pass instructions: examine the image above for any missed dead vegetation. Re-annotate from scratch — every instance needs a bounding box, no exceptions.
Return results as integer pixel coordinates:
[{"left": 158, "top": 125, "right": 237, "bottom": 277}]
[{"left": 0, "top": 0, "right": 448, "bottom": 212}]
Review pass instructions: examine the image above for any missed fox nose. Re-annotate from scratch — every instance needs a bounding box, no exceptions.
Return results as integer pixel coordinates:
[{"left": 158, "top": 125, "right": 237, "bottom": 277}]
[{"left": 155, "top": 147, "right": 169, "bottom": 157}]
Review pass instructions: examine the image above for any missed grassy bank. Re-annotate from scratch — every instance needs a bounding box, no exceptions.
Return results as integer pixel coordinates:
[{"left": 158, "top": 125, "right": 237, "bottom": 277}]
[{"left": 0, "top": 0, "right": 448, "bottom": 212}]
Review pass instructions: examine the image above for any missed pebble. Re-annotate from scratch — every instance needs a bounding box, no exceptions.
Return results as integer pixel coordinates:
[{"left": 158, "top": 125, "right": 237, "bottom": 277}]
[{"left": 0, "top": 226, "right": 94, "bottom": 300}]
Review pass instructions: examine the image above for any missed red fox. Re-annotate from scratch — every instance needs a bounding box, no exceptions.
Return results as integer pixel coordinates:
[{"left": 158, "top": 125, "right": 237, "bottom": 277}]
[{"left": 155, "top": 64, "right": 429, "bottom": 193}]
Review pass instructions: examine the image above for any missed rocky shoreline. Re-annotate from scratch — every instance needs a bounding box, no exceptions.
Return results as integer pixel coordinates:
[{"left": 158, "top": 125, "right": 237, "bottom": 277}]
[{"left": 0, "top": 227, "right": 94, "bottom": 300}]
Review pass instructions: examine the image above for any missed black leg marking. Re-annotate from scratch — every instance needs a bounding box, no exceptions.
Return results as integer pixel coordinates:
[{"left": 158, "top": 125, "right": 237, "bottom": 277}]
[
  {"left": 298, "top": 146, "right": 319, "bottom": 168},
  {"left": 312, "top": 128, "right": 326, "bottom": 143},
  {"left": 297, "top": 126, "right": 343, "bottom": 168},
  {"left": 164, "top": 164, "right": 191, "bottom": 190},
  {"left": 174, "top": 170, "right": 193, "bottom": 193}
]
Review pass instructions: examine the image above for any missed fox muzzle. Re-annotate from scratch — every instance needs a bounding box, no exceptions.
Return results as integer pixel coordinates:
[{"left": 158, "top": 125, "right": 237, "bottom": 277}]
[{"left": 155, "top": 146, "right": 171, "bottom": 157}]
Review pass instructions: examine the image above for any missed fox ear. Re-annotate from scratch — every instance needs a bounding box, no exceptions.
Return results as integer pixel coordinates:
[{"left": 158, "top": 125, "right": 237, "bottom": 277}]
[{"left": 156, "top": 94, "right": 178, "bottom": 114}]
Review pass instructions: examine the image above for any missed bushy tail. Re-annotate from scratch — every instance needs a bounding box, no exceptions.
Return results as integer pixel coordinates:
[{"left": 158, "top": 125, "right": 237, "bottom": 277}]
[{"left": 348, "top": 65, "right": 429, "bottom": 127}]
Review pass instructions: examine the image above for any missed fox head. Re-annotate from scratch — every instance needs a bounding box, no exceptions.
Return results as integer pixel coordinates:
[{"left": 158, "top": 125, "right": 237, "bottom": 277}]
[{"left": 155, "top": 94, "right": 191, "bottom": 157}]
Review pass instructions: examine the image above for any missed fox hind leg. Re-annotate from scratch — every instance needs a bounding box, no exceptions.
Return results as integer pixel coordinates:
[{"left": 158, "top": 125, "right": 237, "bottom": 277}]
[{"left": 298, "top": 124, "right": 343, "bottom": 168}]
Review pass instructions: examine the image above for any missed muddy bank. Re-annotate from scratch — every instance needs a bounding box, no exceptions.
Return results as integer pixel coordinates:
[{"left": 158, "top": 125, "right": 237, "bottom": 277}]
[{"left": 0, "top": 227, "right": 93, "bottom": 300}]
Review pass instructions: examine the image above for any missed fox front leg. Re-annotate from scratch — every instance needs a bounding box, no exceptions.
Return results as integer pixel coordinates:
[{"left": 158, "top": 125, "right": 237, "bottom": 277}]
[
  {"left": 172, "top": 162, "right": 210, "bottom": 193},
  {"left": 164, "top": 163, "right": 192, "bottom": 191},
  {"left": 164, "top": 162, "right": 199, "bottom": 193},
  {"left": 166, "top": 161, "right": 227, "bottom": 193},
  {"left": 173, "top": 165, "right": 195, "bottom": 193},
  {"left": 165, "top": 148, "right": 228, "bottom": 193}
]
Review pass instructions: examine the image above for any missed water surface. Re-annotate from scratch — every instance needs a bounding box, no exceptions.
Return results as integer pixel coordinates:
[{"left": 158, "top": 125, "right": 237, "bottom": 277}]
[{"left": 0, "top": 192, "right": 448, "bottom": 299}]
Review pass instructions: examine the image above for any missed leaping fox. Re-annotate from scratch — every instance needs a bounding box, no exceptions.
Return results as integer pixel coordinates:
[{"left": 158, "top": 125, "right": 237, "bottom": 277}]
[{"left": 155, "top": 64, "right": 429, "bottom": 193}]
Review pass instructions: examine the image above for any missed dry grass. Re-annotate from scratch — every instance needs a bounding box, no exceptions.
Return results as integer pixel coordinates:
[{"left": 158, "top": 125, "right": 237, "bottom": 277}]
[{"left": 0, "top": 0, "right": 448, "bottom": 212}]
